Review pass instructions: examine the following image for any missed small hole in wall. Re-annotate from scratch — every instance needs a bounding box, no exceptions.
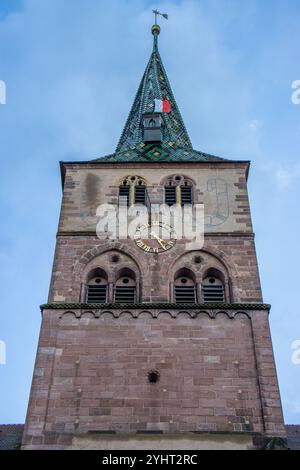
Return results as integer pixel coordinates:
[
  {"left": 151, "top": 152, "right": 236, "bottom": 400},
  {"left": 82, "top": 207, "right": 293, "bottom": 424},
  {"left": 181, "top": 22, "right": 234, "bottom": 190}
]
[
  {"left": 148, "top": 370, "right": 160, "bottom": 384},
  {"left": 194, "top": 256, "right": 202, "bottom": 264},
  {"left": 111, "top": 255, "right": 120, "bottom": 263}
]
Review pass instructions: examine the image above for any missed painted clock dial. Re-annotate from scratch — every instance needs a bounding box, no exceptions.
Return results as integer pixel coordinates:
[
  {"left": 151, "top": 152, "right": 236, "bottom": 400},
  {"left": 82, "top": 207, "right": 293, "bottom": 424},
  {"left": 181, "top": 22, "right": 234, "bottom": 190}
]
[{"left": 134, "top": 222, "right": 176, "bottom": 253}]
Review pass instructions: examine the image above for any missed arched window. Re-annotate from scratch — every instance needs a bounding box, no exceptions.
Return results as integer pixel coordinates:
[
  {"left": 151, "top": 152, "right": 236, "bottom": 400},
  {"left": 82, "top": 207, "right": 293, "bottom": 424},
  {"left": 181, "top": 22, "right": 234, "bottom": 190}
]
[
  {"left": 202, "top": 270, "right": 225, "bottom": 303},
  {"left": 164, "top": 175, "right": 193, "bottom": 206},
  {"left": 119, "top": 176, "right": 147, "bottom": 207},
  {"left": 174, "top": 269, "right": 196, "bottom": 303},
  {"left": 115, "top": 268, "right": 137, "bottom": 304},
  {"left": 86, "top": 268, "right": 108, "bottom": 303}
]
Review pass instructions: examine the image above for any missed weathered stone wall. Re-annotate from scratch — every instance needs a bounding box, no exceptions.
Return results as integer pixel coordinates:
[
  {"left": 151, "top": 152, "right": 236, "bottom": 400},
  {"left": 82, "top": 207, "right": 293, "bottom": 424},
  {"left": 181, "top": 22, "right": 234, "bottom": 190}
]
[
  {"left": 59, "top": 162, "right": 252, "bottom": 234},
  {"left": 22, "top": 309, "right": 285, "bottom": 449}
]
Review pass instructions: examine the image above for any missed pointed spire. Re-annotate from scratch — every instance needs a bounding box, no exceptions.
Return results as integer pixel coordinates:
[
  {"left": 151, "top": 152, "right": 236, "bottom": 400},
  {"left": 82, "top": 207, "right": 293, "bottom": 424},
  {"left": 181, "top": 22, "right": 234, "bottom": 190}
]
[{"left": 116, "top": 22, "right": 192, "bottom": 153}]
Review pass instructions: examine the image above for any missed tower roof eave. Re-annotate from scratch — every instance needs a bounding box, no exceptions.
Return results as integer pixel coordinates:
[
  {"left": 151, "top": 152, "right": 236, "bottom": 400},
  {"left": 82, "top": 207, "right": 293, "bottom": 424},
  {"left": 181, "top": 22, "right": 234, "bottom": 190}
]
[{"left": 59, "top": 158, "right": 251, "bottom": 188}]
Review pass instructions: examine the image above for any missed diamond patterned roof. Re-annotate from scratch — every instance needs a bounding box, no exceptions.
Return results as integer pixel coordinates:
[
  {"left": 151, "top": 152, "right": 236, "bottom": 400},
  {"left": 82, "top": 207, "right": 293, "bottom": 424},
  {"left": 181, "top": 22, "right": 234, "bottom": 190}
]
[
  {"left": 116, "top": 26, "right": 192, "bottom": 153},
  {"left": 92, "top": 25, "right": 228, "bottom": 164},
  {"left": 92, "top": 141, "right": 226, "bottom": 163}
]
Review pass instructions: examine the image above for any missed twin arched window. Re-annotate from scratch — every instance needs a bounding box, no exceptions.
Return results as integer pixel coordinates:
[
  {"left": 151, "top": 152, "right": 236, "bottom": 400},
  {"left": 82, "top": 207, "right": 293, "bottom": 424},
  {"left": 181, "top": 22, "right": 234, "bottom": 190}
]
[
  {"left": 85, "top": 263, "right": 225, "bottom": 305},
  {"left": 118, "top": 174, "right": 194, "bottom": 208},
  {"left": 165, "top": 175, "right": 193, "bottom": 206},
  {"left": 174, "top": 268, "right": 225, "bottom": 304},
  {"left": 119, "top": 176, "right": 147, "bottom": 207},
  {"left": 86, "top": 268, "right": 137, "bottom": 304}
]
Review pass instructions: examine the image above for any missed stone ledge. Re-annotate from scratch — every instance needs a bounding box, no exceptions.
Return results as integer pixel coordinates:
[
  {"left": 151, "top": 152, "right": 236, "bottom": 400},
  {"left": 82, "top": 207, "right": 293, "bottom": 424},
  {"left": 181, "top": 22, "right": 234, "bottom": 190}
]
[{"left": 41, "top": 302, "right": 271, "bottom": 311}]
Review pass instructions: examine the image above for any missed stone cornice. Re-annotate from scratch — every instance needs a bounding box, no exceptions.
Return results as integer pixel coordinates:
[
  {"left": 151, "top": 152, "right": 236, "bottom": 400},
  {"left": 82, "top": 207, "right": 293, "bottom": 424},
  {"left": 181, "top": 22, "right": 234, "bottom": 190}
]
[
  {"left": 41, "top": 302, "right": 270, "bottom": 312},
  {"left": 56, "top": 231, "right": 255, "bottom": 238},
  {"left": 40, "top": 303, "right": 271, "bottom": 320}
]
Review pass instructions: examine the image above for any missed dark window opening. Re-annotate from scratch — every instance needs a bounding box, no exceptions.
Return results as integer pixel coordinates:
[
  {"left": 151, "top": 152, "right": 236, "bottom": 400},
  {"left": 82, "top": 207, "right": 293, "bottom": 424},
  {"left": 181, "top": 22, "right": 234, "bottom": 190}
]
[{"left": 148, "top": 371, "right": 160, "bottom": 384}]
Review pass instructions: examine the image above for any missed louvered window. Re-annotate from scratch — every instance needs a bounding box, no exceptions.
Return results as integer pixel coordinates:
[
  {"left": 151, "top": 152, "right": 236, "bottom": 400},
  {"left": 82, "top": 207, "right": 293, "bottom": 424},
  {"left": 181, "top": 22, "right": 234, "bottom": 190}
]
[
  {"left": 174, "top": 275, "right": 196, "bottom": 303},
  {"left": 181, "top": 185, "right": 192, "bottom": 205},
  {"left": 115, "top": 287, "right": 136, "bottom": 303},
  {"left": 135, "top": 185, "right": 146, "bottom": 205},
  {"left": 86, "top": 285, "right": 107, "bottom": 303},
  {"left": 165, "top": 186, "right": 177, "bottom": 206},
  {"left": 165, "top": 184, "right": 193, "bottom": 206},
  {"left": 202, "top": 278, "right": 224, "bottom": 303},
  {"left": 175, "top": 285, "right": 196, "bottom": 303},
  {"left": 119, "top": 185, "right": 130, "bottom": 206}
]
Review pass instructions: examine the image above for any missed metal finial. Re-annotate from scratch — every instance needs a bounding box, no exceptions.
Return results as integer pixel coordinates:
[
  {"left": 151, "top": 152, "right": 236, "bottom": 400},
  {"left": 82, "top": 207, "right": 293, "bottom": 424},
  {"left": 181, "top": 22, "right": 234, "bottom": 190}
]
[{"left": 152, "top": 9, "right": 168, "bottom": 47}]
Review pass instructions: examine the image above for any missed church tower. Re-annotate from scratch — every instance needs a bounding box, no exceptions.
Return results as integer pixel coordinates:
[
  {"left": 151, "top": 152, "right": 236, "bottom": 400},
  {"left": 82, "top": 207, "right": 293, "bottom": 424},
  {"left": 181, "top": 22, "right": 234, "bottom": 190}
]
[{"left": 22, "top": 22, "right": 286, "bottom": 450}]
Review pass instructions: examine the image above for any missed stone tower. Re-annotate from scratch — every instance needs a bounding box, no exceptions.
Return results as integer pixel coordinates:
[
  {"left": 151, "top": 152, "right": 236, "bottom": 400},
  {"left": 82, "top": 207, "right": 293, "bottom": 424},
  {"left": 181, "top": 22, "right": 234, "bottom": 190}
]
[{"left": 22, "top": 24, "right": 286, "bottom": 450}]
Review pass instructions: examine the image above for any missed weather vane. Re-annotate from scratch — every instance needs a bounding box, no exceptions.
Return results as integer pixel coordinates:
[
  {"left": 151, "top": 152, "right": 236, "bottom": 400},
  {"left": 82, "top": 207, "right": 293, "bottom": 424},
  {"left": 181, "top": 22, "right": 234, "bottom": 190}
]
[{"left": 153, "top": 9, "right": 168, "bottom": 25}]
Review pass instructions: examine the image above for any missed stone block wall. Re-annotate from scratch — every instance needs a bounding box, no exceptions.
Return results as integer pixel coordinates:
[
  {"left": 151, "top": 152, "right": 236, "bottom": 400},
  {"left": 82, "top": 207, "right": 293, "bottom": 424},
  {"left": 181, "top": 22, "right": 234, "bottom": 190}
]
[{"left": 22, "top": 308, "right": 286, "bottom": 449}]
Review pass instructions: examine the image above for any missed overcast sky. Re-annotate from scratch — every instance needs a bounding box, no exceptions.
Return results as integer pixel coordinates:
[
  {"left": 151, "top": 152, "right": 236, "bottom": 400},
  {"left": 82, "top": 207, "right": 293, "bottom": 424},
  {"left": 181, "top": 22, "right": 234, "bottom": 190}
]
[{"left": 0, "top": 0, "right": 299, "bottom": 424}]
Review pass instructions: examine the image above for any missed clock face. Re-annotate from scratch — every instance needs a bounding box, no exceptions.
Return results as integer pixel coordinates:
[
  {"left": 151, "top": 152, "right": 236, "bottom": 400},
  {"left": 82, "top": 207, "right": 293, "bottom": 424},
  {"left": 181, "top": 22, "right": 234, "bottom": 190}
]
[{"left": 134, "top": 222, "right": 176, "bottom": 253}]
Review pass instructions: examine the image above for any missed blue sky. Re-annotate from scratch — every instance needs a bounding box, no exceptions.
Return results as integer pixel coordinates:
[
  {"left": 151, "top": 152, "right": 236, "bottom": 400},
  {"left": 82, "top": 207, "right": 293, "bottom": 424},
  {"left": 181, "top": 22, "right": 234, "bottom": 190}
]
[{"left": 0, "top": 0, "right": 299, "bottom": 424}]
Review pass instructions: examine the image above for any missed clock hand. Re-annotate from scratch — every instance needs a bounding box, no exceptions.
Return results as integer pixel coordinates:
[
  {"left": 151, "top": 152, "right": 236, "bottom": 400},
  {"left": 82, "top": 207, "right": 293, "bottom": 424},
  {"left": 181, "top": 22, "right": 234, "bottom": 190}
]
[{"left": 150, "top": 231, "right": 167, "bottom": 250}]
